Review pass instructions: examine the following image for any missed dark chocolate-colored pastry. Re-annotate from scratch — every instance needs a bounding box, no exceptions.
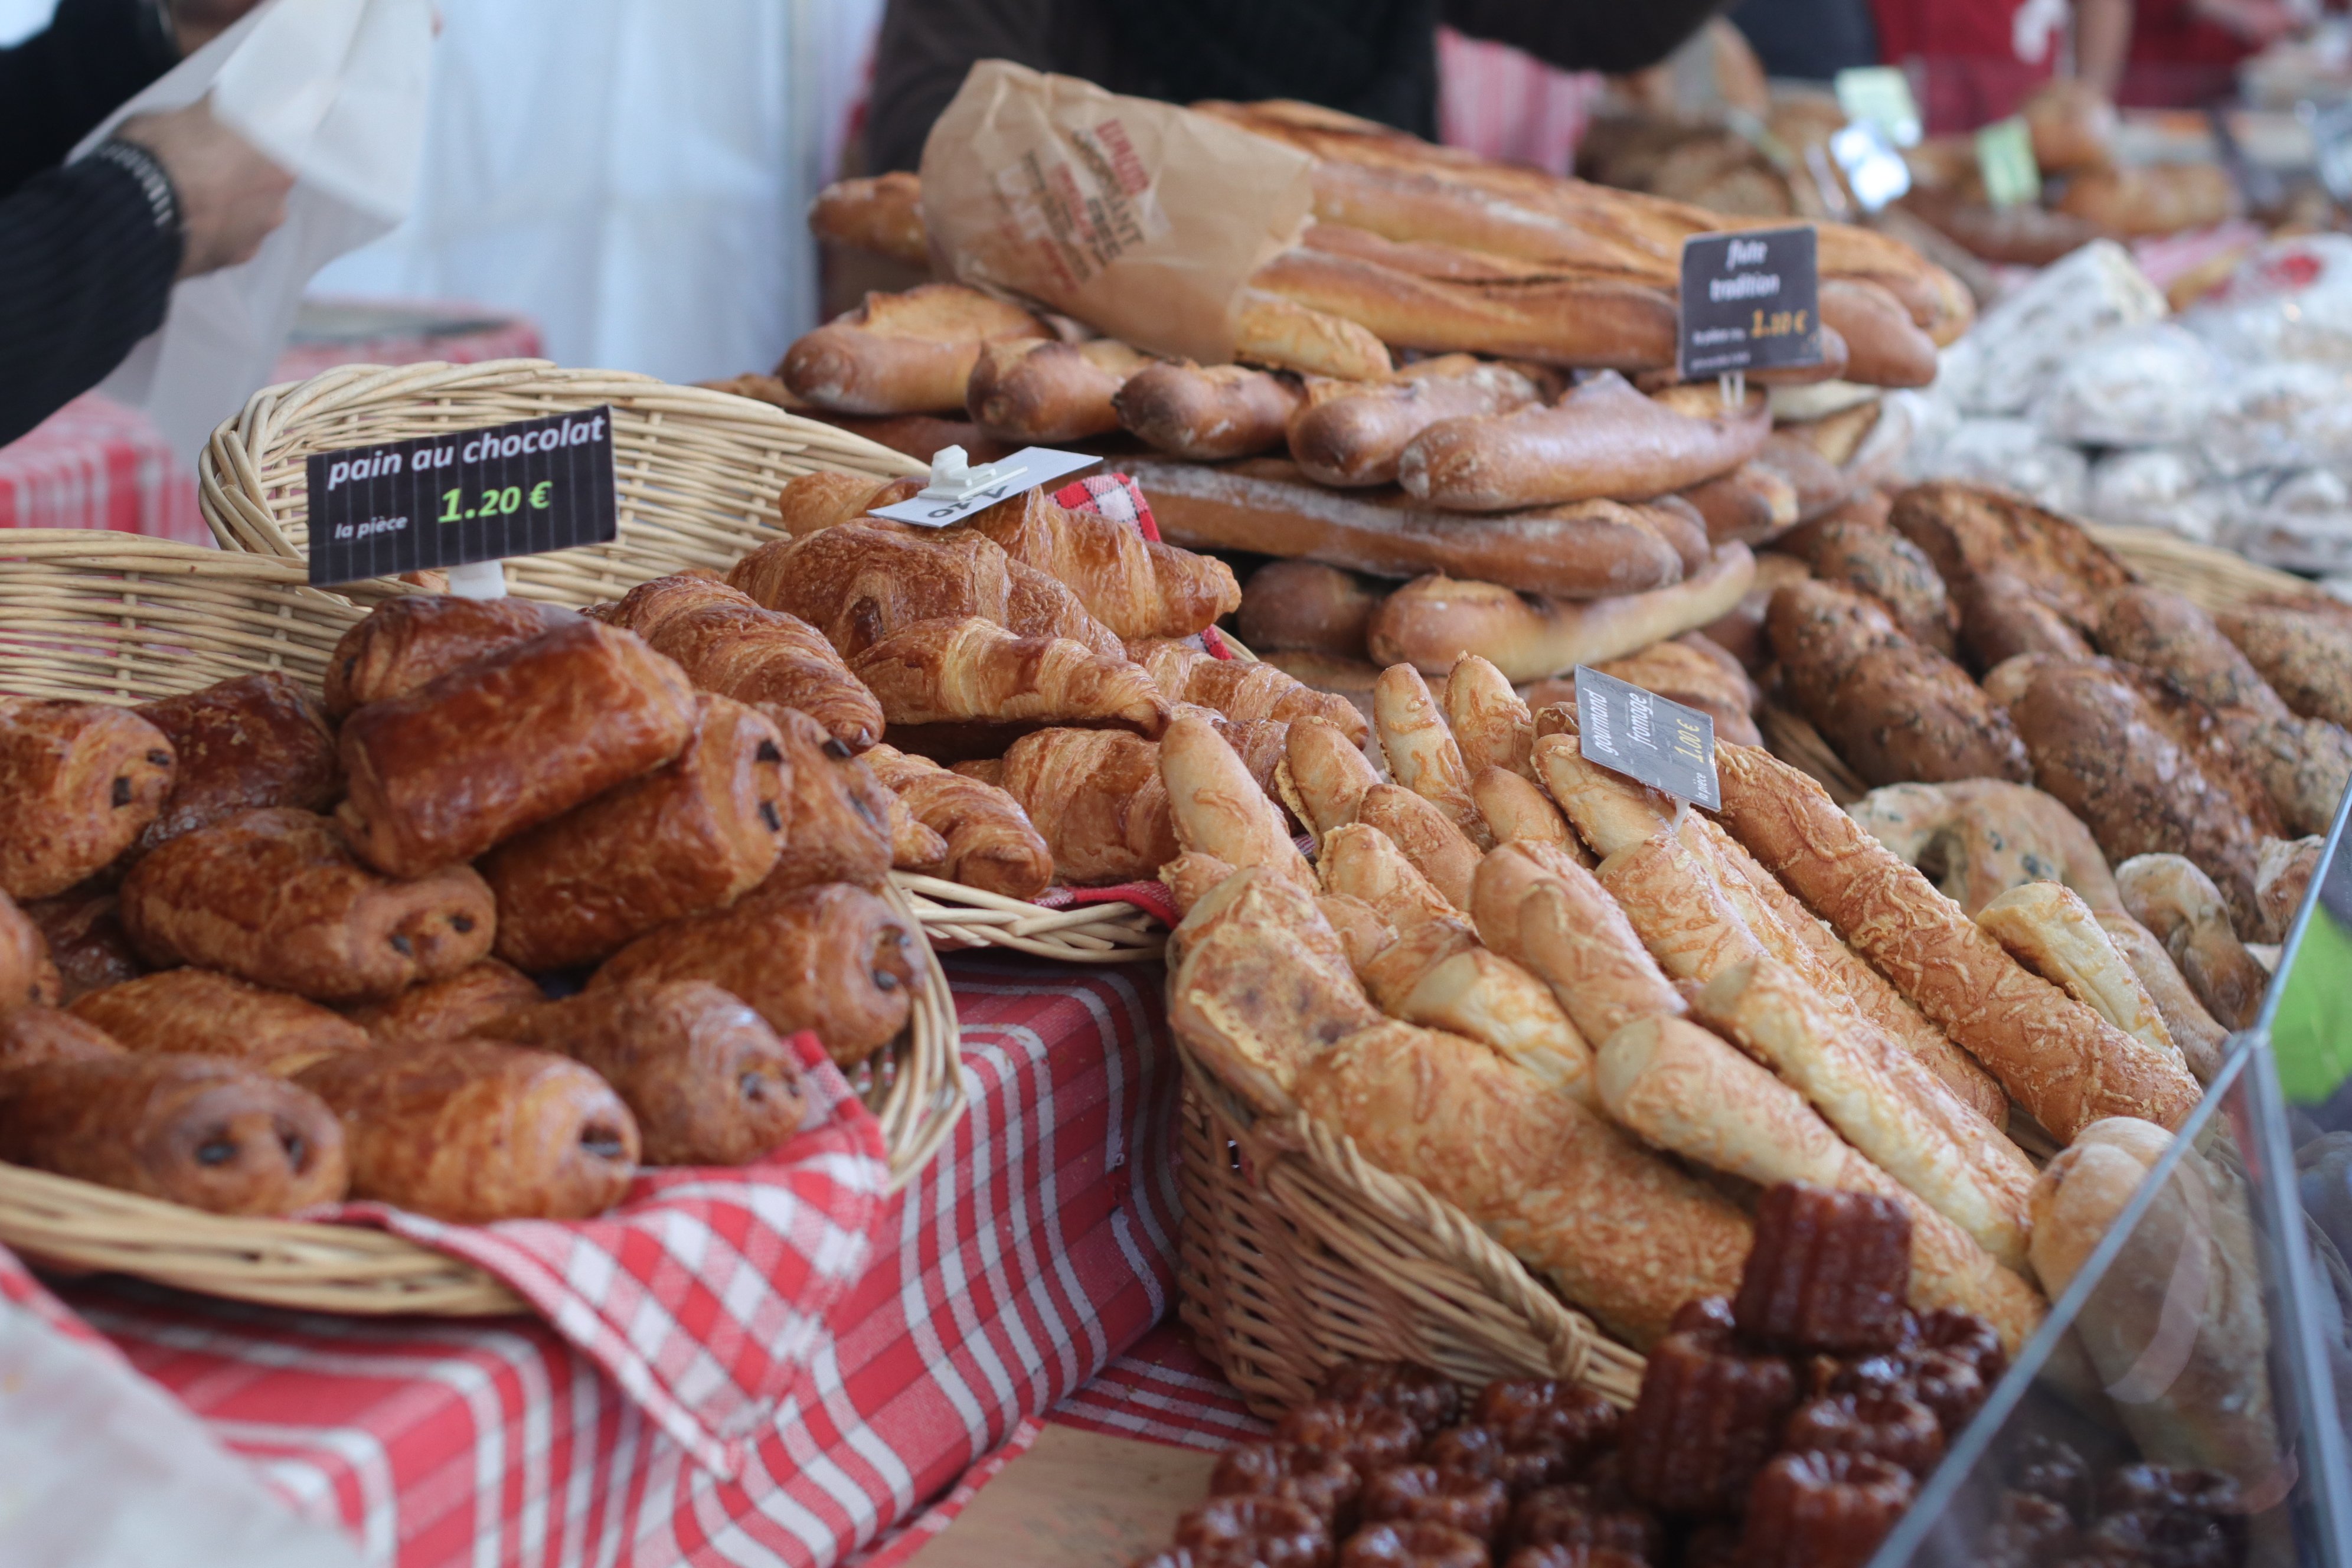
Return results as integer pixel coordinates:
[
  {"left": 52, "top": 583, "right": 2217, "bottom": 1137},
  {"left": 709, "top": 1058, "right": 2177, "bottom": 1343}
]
[
  {"left": 341, "top": 959, "right": 545, "bottom": 1047},
  {"left": 0, "top": 698, "right": 176, "bottom": 898},
  {"left": 1618, "top": 1317, "right": 1797, "bottom": 1514},
  {"left": 0, "top": 1054, "right": 347, "bottom": 1214},
  {"left": 1319, "top": 1360, "right": 1462, "bottom": 1437},
  {"left": 120, "top": 807, "right": 496, "bottom": 1002},
  {"left": 132, "top": 674, "right": 339, "bottom": 855},
  {"left": 475, "top": 979, "right": 805, "bottom": 1165},
  {"left": 749, "top": 704, "right": 893, "bottom": 893},
  {"left": 322, "top": 593, "right": 579, "bottom": 718},
  {"left": 590, "top": 882, "right": 917, "bottom": 1066},
  {"left": 21, "top": 887, "right": 139, "bottom": 1001},
  {"left": 1276, "top": 1400, "right": 1423, "bottom": 1476},
  {"left": 1212, "top": 1442, "right": 1366, "bottom": 1534},
  {"left": 293, "top": 1040, "right": 638, "bottom": 1223},
  {"left": 0, "top": 1005, "right": 124, "bottom": 1069},
  {"left": 1734, "top": 1183, "right": 1913, "bottom": 1354},
  {"left": 484, "top": 694, "right": 789, "bottom": 969},
  {"left": 0, "top": 890, "right": 57, "bottom": 1011},
  {"left": 1736, "top": 1451, "right": 1914, "bottom": 1568},
  {"left": 337, "top": 619, "right": 698, "bottom": 877},
  {"left": 71, "top": 968, "right": 370, "bottom": 1073}
]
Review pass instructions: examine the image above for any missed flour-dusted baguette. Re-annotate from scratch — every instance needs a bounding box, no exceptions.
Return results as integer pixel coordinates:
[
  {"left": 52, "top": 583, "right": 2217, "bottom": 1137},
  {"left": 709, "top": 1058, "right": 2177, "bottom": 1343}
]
[
  {"left": 1366, "top": 545, "right": 1757, "bottom": 680},
  {"left": 1113, "top": 361, "right": 1302, "bottom": 460},
  {"left": 1713, "top": 741, "right": 2202, "bottom": 1141},
  {"left": 779, "top": 283, "right": 1046, "bottom": 415},
  {"left": 1399, "top": 373, "right": 1770, "bottom": 512},
  {"left": 1286, "top": 357, "right": 1550, "bottom": 487},
  {"left": 809, "top": 172, "right": 929, "bottom": 269},
  {"left": 1130, "top": 455, "right": 1697, "bottom": 601},
  {"left": 966, "top": 337, "right": 1153, "bottom": 443},
  {"left": 1680, "top": 460, "right": 1799, "bottom": 547},
  {"left": 1232, "top": 288, "right": 1394, "bottom": 381}
]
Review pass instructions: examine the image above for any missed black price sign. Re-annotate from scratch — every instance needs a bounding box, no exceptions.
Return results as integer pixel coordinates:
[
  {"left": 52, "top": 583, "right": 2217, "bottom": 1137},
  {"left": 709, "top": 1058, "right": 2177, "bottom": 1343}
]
[
  {"left": 304, "top": 407, "right": 618, "bottom": 587},
  {"left": 1677, "top": 226, "right": 1822, "bottom": 381},
  {"left": 1575, "top": 666, "right": 1720, "bottom": 810}
]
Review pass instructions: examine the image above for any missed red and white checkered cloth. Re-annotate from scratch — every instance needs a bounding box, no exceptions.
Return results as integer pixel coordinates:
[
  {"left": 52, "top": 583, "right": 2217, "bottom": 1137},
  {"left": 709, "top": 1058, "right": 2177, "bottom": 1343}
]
[
  {"left": 3, "top": 956, "right": 1193, "bottom": 1567},
  {"left": 1435, "top": 26, "right": 1600, "bottom": 174},
  {"left": 0, "top": 394, "right": 210, "bottom": 542}
]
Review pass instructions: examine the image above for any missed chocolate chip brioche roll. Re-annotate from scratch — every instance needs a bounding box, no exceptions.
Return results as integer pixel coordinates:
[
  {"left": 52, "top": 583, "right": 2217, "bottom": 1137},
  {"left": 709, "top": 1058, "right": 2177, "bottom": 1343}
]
[
  {"left": 483, "top": 694, "right": 790, "bottom": 969},
  {"left": 0, "top": 890, "right": 57, "bottom": 1011},
  {"left": 341, "top": 960, "right": 545, "bottom": 1047},
  {"left": 0, "top": 1005, "right": 123, "bottom": 1069},
  {"left": 337, "top": 620, "right": 698, "bottom": 878},
  {"left": 21, "top": 888, "right": 140, "bottom": 1001},
  {"left": 323, "top": 594, "right": 579, "bottom": 718},
  {"left": 0, "top": 698, "right": 177, "bottom": 898},
  {"left": 294, "top": 1041, "right": 638, "bottom": 1223},
  {"left": 121, "top": 807, "right": 496, "bottom": 1002},
  {"left": 591, "top": 883, "right": 918, "bottom": 1066},
  {"left": 477, "top": 980, "right": 806, "bottom": 1165},
  {"left": 0, "top": 1055, "right": 347, "bottom": 1215},
  {"left": 72, "top": 968, "right": 370, "bottom": 1073},
  {"left": 132, "top": 674, "right": 340, "bottom": 857}
]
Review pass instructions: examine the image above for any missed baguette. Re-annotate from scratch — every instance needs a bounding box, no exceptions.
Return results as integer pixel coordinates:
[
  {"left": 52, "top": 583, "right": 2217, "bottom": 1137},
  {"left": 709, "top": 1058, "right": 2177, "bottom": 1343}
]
[
  {"left": 1131, "top": 454, "right": 1697, "bottom": 601},
  {"left": 1713, "top": 741, "right": 2202, "bottom": 1140},
  {"left": 1113, "top": 362, "right": 1302, "bottom": 460},
  {"left": 1373, "top": 664, "right": 1487, "bottom": 848},
  {"left": 1818, "top": 279, "right": 1940, "bottom": 389},
  {"left": 1232, "top": 287, "right": 1394, "bottom": 381},
  {"left": 1286, "top": 358, "right": 1549, "bottom": 486},
  {"left": 1680, "top": 461, "right": 1799, "bottom": 547},
  {"left": 1366, "top": 544, "right": 1756, "bottom": 681},
  {"left": 965, "top": 338, "right": 1152, "bottom": 443},
  {"left": 1399, "top": 373, "right": 1770, "bottom": 512},
  {"left": 1236, "top": 559, "right": 1380, "bottom": 659},
  {"left": 1470, "top": 841, "right": 1683, "bottom": 1042},
  {"left": 779, "top": 283, "right": 1046, "bottom": 415},
  {"left": 1596, "top": 1016, "right": 2043, "bottom": 1353},
  {"left": 1977, "top": 882, "right": 2187, "bottom": 1074},
  {"left": 809, "top": 172, "right": 928, "bottom": 269}
]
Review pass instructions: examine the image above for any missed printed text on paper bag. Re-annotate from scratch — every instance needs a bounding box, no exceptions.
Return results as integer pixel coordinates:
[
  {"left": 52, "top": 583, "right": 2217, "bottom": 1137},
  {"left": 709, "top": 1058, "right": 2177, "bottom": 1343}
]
[
  {"left": 1574, "top": 665, "right": 1721, "bottom": 809},
  {"left": 1677, "top": 226, "right": 1822, "bottom": 381},
  {"left": 305, "top": 407, "right": 618, "bottom": 587}
]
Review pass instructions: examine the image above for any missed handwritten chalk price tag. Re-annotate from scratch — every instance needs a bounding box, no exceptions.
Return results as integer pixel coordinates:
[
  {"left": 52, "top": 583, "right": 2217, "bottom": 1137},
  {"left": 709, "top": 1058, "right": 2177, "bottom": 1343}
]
[
  {"left": 305, "top": 408, "right": 617, "bottom": 587},
  {"left": 1677, "top": 225, "right": 1822, "bottom": 382},
  {"left": 1574, "top": 666, "right": 1720, "bottom": 810},
  {"left": 870, "top": 446, "right": 1102, "bottom": 528},
  {"left": 1976, "top": 116, "right": 2042, "bottom": 209}
]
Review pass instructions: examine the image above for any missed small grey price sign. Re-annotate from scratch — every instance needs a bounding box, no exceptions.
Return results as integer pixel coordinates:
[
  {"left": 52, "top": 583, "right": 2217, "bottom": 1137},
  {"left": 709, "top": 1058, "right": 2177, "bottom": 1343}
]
[{"left": 1574, "top": 665, "right": 1720, "bottom": 810}]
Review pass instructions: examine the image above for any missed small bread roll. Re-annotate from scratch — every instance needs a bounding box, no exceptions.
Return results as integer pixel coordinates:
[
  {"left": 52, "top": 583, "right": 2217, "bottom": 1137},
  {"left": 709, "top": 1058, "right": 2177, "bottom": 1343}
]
[
  {"left": 122, "top": 808, "right": 496, "bottom": 1004},
  {"left": 1355, "top": 783, "right": 1480, "bottom": 910},
  {"left": 0, "top": 1054, "right": 348, "bottom": 1215},
  {"left": 477, "top": 980, "right": 806, "bottom": 1166},
  {"left": 71, "top": 968, "right": 370, "bottom": 1074},
  {"left": 1316, "top": 822, "right": 1468, "bottom": 937},
  {"left": 1443, "top": 654, "right": 1534, "bottom": 780},
  {"left": 1160, "top": 712, "right": 1314, "bottom": 891},
  {"left": 1373, "top": 665, "right": 1485, "bottom": 848},
  {"left": 1976, "top": 883, "right": 2186, "bottom": 1074},
  {"left": 591, "top": 883, "right": 919, "bottom": 1067},
  {"left": 2095, "top": 912, "right": 2227, "bottom": 1086},
  {"left": 0, "top": 1005, "right": 124, "bottom": 1070},
  {"left": 324, "top": 594, "right": 579, "bottom": 718},
  {"left": 482, "top": 694, "right": 790, "bottom": 970},
  {"left": 342, "top": 959, "right": 545, "bottom": 1048},
  {"left": 337, "top": 620, "right": 699, "bottom": 878},
  {"left": 132, "top": 674, "right": 339, "bottom": 858},
  {"left": 1279, "top": 716, "right": 1381, "bottom": 844},
  {"left": 0, "top": 699, "right": 177, "bottom": 899},
  {"left": 296, "top": 1041, "right": 638, "bottom": 1223},
  {"left": 1472, "top": 766, "right": 1574, "bottom": 852},
  {"left": 2115, "top": 852, "right": 2269, "bottom": 1031}
]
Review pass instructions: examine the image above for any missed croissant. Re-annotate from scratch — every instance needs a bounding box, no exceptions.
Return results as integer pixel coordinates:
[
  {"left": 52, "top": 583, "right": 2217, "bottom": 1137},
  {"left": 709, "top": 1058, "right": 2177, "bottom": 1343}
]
[
  {"left": 482, "top": 694, "right": 790, "bottom": 970},
  {"left": 862, "top": 743, "right": 1054, "bottom": 899},
  {"left": 323, "top": 594, "right": 579, "bottom": 718},
  {"left": 748, "top": 705, "right": 894, "bottom": 894},
  {"left": 1127, "top": 638, "right": 1368, "bottom": 745},
  {"left": 606, "top": 574, "right": 884, "bottom": 752},
  {"left": 132, "top": 673, "right": 339, "bottom": 857},
  {"left": 774, "top": 469, "right": 921, "bottom": 537},
  {"left": 729, "top": 523, "right": 1121, "bottom": 658},
  {"left": 70, "top": 968, "right": 369, "bottom": 1074},
  {"left": 848, "top": 616, "right": 1170, "bottom": 742},
  {"left": 887, "top": 793, "right": 951, "bottom": 870},
  {"left": 998, "top": 728, "right": 1178, "bottom": 885},
  {"left": 953, "top": 488, "right": 1240, "bottom": 641},
  {"left": 0, "top": 698, "right": 176, "bottom": 899}
]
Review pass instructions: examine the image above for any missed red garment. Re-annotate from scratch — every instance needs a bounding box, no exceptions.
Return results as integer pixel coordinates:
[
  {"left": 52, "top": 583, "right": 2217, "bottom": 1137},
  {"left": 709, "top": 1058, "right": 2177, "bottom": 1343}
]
[
  {"left": 1869, "top": 0, "right": 2060, "bottom": 132},
  {"left": 2119, "top": 0, "right": 2255, "bottom": 106}
]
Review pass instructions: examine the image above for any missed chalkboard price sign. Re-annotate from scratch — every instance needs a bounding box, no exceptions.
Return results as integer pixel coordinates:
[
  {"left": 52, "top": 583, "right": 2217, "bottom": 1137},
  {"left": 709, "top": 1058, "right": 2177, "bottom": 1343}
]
[{"left": 1676, "top": 226, "right": 1823, "bottom": 382}]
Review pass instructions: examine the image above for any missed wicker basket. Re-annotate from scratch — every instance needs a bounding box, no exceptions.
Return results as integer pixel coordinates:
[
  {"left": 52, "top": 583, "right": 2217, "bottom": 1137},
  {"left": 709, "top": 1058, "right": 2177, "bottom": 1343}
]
[
  {"left": 198, "top": 359, "right": 925, "bottom": 603},
  {"left": 888, "top": 874, "right": 1166, "bottom": 963},
  {"left": 0, "top": 536, "right": 963, "bottom": 1312}
]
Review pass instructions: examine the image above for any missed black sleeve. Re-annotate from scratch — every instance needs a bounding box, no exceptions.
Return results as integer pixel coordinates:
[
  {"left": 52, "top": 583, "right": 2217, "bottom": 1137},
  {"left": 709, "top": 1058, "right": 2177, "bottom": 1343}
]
[
  {"left": 865, "top": 0, "right": 1061, "bottom": 175},
  {"left": 0, "top": 0, "right": 183, "bottom": 198},
  {"left": 1440, "top": 0, "right": 1730, "bottom": 76},
  {"left": 0, "top": 155, "right": 182, "bottom": 447}
]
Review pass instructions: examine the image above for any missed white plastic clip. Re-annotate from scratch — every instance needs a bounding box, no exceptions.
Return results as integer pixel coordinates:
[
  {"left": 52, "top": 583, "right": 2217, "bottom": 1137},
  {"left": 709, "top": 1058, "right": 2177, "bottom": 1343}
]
[
  {"left": 445, "top": 558, "right": 507, "bottom": 600},
  {"left": 919, "top": 445, "right": 1030, "bottom": 503},
  {"left": 1718, "top": 370, "right": 1746, "bottom": 412}
]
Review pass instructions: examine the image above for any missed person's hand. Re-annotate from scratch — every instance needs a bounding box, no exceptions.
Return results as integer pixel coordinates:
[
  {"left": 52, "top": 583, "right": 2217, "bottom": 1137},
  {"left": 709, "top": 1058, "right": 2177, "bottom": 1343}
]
[
  {"left": 116, "top": 97, "right": 294, "bottom": 279},
  {"left": 169, "top": 0, "right": 269, "bottom": 55}
]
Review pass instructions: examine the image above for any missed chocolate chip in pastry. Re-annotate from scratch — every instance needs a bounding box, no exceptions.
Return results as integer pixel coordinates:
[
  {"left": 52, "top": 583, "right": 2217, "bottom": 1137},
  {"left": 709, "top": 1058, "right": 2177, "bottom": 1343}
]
[
  {"left": 132, "top": 673, "right": 339, "bottom": 857},
  {"left": 748, "top": 704, "right": 894, "bottom": 894},
  {"left": 0, "top": 889, "right": 58, "bottom": 1012},
  {"left": 0, "top": 698, "right": 176, "bottom": 899}
]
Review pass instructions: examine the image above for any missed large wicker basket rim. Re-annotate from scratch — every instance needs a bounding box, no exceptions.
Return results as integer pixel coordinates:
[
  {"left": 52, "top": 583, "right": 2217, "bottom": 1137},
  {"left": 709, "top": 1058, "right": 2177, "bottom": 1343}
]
[
  {"left": 887, "top": 872, "right": 1165, "bottom": 963},
  {"left": 2090, "top": 522, "right": 2316, "bottom": 612}
]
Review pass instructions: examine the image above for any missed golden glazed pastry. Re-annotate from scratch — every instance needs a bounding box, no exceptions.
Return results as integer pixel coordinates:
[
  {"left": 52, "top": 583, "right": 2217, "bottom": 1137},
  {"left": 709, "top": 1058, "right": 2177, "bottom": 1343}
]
[
  {"left": 476, "top": 980, "right": 805, "bottom": 1166},
  {"left": 592, "top": 883, "right": 919, "bottom": 1067},
  {"left": 0, "top": 698, "right": 176, "bottom": 899},
  {"left": 955, "top": 487, "right": 1241, "bottom": 641},
  {"left": 861, "top": 743, "right": 1053, "bottom": 899},
  {"left": 0, "top": 890, "right": 57, "bottom": 1012},
  {"left": 0, "top": 1005, "right": 123, "bottom": 1070},
  {"left": 341, "top": 959, "right": 545, "bottom": 1048},
  {"left": 994, "top": 729, "right": 1178, "bottom": 886},
  {"left": 322, "top": 594, "right": 579, "bottom": 718},
  {"left": 748, "top": 705, "right": 894, "bottom": 895},
  {"left": 337, "top": 619, "right": 699, "bottom": 878},
  {"left": 132, "top": 674, "right": 340, "bottom": 857},
  {"left": 71, "top": 968, "right": 370, "bottom": 1073},
  {"left": 847, "top": 617, "right": 1170, "bottom": 749},
  {"left": 482, "top": 694, "right": 790, "bottom": 970},
  {"left": 0, "top": 1054, "right": 347, "bottom": 1216},
  {"left": 603, "top": 574, "right": 885, "bottom": 753},
  {"left": 120, "top": 806, "right": 496, "bottom": 1004},
  {"left": 295, "top": 1041, "right": 638, "bottom": 1223}
]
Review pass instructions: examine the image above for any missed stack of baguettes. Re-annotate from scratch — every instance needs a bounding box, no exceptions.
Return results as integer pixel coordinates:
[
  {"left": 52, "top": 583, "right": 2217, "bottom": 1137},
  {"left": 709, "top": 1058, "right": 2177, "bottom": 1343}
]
[
  {"left": 757, "top": 98, "right": 1968, "bottom": 697},
  {"left": 1141, "top": 637, "right": 2219, "bottom": 1362}
]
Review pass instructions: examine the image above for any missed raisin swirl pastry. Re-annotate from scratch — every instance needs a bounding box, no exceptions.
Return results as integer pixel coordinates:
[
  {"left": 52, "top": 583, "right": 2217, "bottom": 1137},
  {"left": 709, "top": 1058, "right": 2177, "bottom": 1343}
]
[
  {"left": 1359, "top": 1465, "right": 1509, "bottom": 1546},
  {"left": 1318, "top": 1361, "right": 1462, "bottom": 1438},
  {"left": 1277, "top": 1401, "right": 1422, "bottom": 1477},
  {"left": 1174, "top": 1495, "right": 1332, "bottom": 1568},
  {"left": 1339, "top": 1520, "right": 1485, "bottom": 1568},
  {"left": 1737, "top": 1451, "right": 1916, "bottom": 1568},
  {"left": 1212, "top": 1442, "right": 1364, "bottom": 1534}
]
